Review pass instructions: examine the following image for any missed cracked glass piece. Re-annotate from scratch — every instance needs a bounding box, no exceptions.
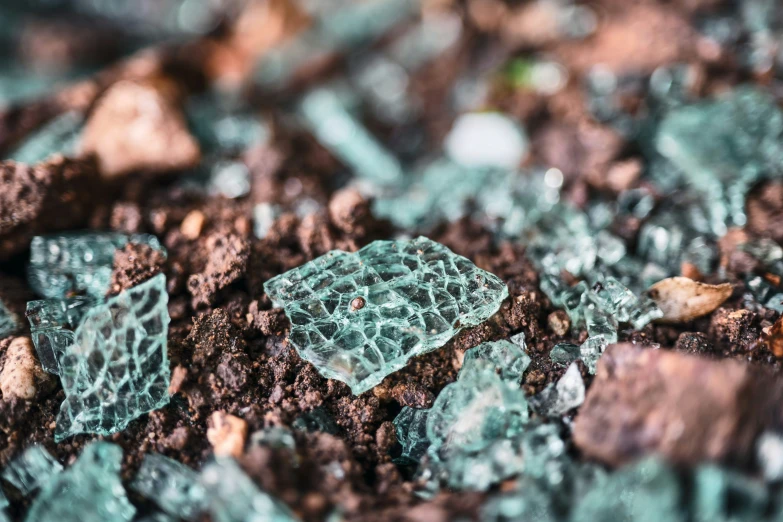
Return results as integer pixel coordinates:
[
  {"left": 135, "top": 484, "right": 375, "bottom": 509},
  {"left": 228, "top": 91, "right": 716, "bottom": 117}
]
[
  {"left": 29, "top": 232, "right": 165, "bottom": 299},
  {"left": 550, "top": 343, "right": 580, "bottom": 366},
  {"left": 26, "top": 296, "right": 97, "bottom": 374},
  {"left": 132, "top": 453, "right": 206, "bottom": 520},
  {"left": 200, "top": 458, "right": 299, "bottom": 522},
  {"left": 7, "top": 111, "right": 84, "bottom": 164},
  {"left": 529, "top": 362, "right": 585, "bottom": 417},
  {"left": 572, "top": 457, "right": 684, "bottom": 522},
  {"left": 0, "top": 298, "right": 18, "bottom": 340},
  {"left": 654, "top": 87, "right": 783, "bottom": 233},
  {"left": 26, "top": 441, "right": 135, "bottom": 522},
  {"left": 186, "top": 95, "right": 268, "bottom": 155},
  {"left": 55, "top": 273, "right": 171, "bottom": 441},
  {"left": 461, "top": 339, "right": 530, "bottom": 383},
  {"left": 746, "top": 275, "right": 783, "bottom": 313},
  {"left": 264, "top": 237, "right": 508, "bottom": 394},
  {"left": 1, "top": 445, "right": 62, "bottom": 495},
  {"left": 692, "top": 465, "right": 769, "bottom": 522},
  {"left": 393, "top": 407, "right": 430, "bottom": 463},
  {"left": 298, "top": 87, "right": 404, "bottom": 187}
]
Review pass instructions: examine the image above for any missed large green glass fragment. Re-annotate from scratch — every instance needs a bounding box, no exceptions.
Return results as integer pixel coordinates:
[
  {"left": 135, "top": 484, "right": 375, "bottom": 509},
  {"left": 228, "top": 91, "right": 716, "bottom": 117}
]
[
  {"left": 654, "top": 87, "right": 783, "bottom": 233},
  {"left": 25, "top": 442, "right": 135, "bottom": 522},
  {"left": 264, "top": 237, "right": 508, "bottom": 394},
  {"left": 131, "top": 453, "right": 206, "bottom": 520},
  {"left": 200, "top": 458, "right": 300, "bottom": 522},
  {"left": 29, "top": 232, "right": 164, "bottom": 299},
  {"left": 1, "top": 445, "right": 62, "bottom": 495},
  {"left": 55, "top": 273, "right": 170, "bottom": 441},
  {"left": 26, "top": 296, "right": 97, "bottom": 374}
]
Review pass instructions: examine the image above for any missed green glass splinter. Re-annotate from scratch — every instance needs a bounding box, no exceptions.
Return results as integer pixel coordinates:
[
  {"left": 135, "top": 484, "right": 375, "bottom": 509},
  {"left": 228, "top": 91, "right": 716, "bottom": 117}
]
[
  {"left": 1, "top": 445, "right": 62, "bottom": 495},
  {"left": 132, "top": 453, "right": 206, "bottom": 520},
  {"left": 54, "top": 274, "right": 171, "bottom": 441},
  {"left": 264, "top": 237, "right": 508, "bottom": 394},
  {"left": 25, "top": 442, "right": 136, "bottom": 522}
]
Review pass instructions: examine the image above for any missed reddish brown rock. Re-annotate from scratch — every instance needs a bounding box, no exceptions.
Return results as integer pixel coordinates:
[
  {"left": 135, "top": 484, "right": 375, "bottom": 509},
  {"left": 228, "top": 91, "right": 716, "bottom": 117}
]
[
  {"left": 80, "top": 79, "right": 200, "bottom": 178},
  {"left": 573, "top": 343, "right": 783, "bottom": 467},
  {"left": 0, "top": 155, "right": 99, "bottom": 259}
]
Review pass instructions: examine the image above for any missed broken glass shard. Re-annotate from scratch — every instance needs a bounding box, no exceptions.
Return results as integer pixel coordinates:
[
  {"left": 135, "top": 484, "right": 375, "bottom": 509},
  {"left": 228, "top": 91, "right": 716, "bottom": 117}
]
[
  {"left": 7, "top": 111, "right": 83, "bottom": 165},
  {"left": 200, "top": 458, "right": 299, "bottom": 522},
  {"left": 55, "top": 273, "right": 170, "bottom": 441},
  {"left": 550, "top": 343, "right": 580, "bottom": 366},
  {"left": 654, "top": 87, "right": 783, "bottom": 233},
  {"left": 264, "top": 237, "right": 508, "bottom": 394},
  {"left": 692, "top": 465, "right": 769, "bottom": 522},
  {"left": 1, "top": 445, "right": 62, "bottom": 495},
  {"left": 461, "top": 339, "right": 530, "bottom": 383},
  {"left": 746, "top": 275, "right": 783, "bottom": 313},
  {"left": 571, "top": 458, "right": 684, "bottom": 522},
  {"left": 253, "top": 203, "right": 280, "bottom": 240},
  {"left": 29, "top": 232, "right": 165, "bottom": 299},
  {"left": 0, "top": 298, "right": 18, "bottom": 340},
  {"left": 529, "top": 362, "right": 585, "bottom": 417},
  {"left": 250, "top": 427, "right": 297, "bottom": 452},
  {"left": 393, "top": 407, "right": 430, "bottom": 463},
  {"left": 186, "top": 94, "right": 268, "bottom": 155},
  {"left": 26, "top": 441, "right": 135, "bottom": 522},
  {"left": 131, "top": 453, "right": 206, "bottom": 520},
  {"left": 297, "top": 87, "right": 404, "bottom": 187},
  {"left": 26, "top": 296, "right": 97, "bottom": 374}
]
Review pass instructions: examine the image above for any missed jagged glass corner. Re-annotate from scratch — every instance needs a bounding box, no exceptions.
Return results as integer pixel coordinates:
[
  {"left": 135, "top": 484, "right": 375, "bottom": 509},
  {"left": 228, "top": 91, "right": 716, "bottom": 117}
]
[
  {"left": 393, "top": 407, "right": 430, "bottom": 463},
  {"left": 131, "top": 453, "right": 206, "bottom": 520},
  {"left": 28, "top": 232, "right": 165, "bottom": 300},
  {"left": 200, "top": 458, "right": 300, "bottom": 522},
  {"left": 25, "top": 442, "right": 136, "bottom": 522},
  {"left": 26, "top": 296, "right": 97, "bottom": 374},
  {"left": 1, "top": 445, "right": 62, "bottom": 495},
  {"left": 55, "top": 273, "right": 171, "bottom": 441},
  {"left": 264, "top": 237, "right": 508, "bottom": 394}
]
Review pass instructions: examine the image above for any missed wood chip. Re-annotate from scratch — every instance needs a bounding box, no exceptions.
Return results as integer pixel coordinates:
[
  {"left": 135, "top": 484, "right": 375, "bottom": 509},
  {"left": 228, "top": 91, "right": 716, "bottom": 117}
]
[{"left": 648, "top": 276, "right": 733, "bottom": 323}]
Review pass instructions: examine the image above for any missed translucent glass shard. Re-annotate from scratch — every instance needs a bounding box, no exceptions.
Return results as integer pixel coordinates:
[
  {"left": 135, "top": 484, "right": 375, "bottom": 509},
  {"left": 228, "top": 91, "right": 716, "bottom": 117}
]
[
  {"left": 461, "top": 338, "right": 530, "bottom": 383},
  {"left": 29, "top": 232, "right": 165, "bottom": 299},
  {"left": 550, "top": 343, "right": 580, "bottom": 366},
  {"left": 7, "top": 111, "right": 84, "bottom": 165},
  {"left": 264, "top": 237, "right": 508, "bottom": 394},
  {"left": 393, "top": 407, "right": 430, "bottom": 463},
  {"left": 1, "top": 445, "right": 62, "bottom": 495},
  {"left": 131, "top": 453, "right": 206, "bottom": 520},
  {"left": 55, "top": 273, "right": 171, "bottom": 441},
  {"left": 200, "top": 458, "right": 299, "bottom": 522},
  {"left": 571, "top": 458, "right": 684, "bottom": 522},
  {"left": 654, "top": 87, "right": 783, "bottom": 233},
  {"left": 0, "top": 298, "right": 18, "bottom": 339},
  {"left": 692, "top": 465, "right": 769, "bottom": 522},
  {"left": 26, "top": 296, "right": 97, "bottom": 374},
  {"left": 25, "top": 442, "right": 135, "bottom": 522},
  {"left": 529, "top": 362, "right": 585, "bottom": 417}
]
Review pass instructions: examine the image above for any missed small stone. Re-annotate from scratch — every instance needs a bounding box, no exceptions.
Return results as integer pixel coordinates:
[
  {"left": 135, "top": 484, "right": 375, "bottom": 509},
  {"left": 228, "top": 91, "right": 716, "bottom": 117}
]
[
  {"left": 573, "top": 343, "right": 783, "bottom": 466},
  {"left": 207, "top": 411, "right": 248, "bottom": 458},
  {"left": 1, "top": 445, "right": 62, "bottom": 495},
  {"left": 0, "top": 337, "right": 53, "bottom": 400},
  {"left": 131, "top": 453, "right": 207, "bottom": 520},
  {"left": 180, "top": 210, "right": 206, "bottom": 240},
  {"left": 757, "top": 431, "right": 783, "bottom": 482},
  {"left": 648, "top": 277, "right": 733, "bottom": 323},
  {"left": 26, "top": 441, "right": 136, "bottom": 522},
  {"left": 264, "top": 237, "right": 507, "bottom": 394},
  {"left": 328, "top": 188, "right": 371, "bottom": 235},
  {"left": 708, "top": 308, "right": 761, "bottom": 352},
  {"left": 547, "top": 310, "right": 570, "bottom": 336},
  {"left": 674, "top": 332, "right": 713, "bottom": 354},
  {"left": 80, "top": 80, "right": 201, "bottom": 178},
  {"left": 444, "top": 112, "right": 528, "bottom": 170}
]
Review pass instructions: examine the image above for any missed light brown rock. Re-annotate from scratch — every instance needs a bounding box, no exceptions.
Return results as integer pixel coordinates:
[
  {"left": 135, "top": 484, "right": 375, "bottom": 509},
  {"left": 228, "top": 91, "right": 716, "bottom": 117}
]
[
  {"left": 648, "top": 277, "right": 733, "bottom": 323},
  {"left": 0, "top": 337, "right": 54, "bottom": 400},
  {"left": 180, "top": 210, "right": 206, "bottom": 240},
  {"left": 573, "top": 343, "right": 783, "bottom": 467},
  {"left": 80, "top": 79, "right": 200, "bottom": 178},
  {"left": 207, "top": 411, "right": 248, "bottom": 458}
]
